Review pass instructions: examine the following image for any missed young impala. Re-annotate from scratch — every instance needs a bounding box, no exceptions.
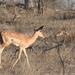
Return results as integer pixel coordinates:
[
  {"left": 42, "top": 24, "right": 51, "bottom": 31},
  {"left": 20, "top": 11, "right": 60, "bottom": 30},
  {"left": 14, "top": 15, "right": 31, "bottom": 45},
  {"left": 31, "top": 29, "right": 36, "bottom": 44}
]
[{"left": 0, "top": 26, "right": 44, "bottom": 68}]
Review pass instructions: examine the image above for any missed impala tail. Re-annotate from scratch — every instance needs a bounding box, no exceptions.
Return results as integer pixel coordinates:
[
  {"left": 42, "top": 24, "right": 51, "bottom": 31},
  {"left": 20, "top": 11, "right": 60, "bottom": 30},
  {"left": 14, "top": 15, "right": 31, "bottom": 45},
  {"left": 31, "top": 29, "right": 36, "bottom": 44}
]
[{"left": 0, "top": 32, "right": 3, "bottom": 44}]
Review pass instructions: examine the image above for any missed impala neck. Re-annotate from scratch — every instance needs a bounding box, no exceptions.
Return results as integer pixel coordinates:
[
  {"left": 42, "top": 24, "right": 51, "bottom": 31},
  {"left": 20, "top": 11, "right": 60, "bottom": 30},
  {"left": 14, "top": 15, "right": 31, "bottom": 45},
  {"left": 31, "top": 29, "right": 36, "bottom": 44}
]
[{"left": 29, "top": 32, "right": 38, "bottom": 45}]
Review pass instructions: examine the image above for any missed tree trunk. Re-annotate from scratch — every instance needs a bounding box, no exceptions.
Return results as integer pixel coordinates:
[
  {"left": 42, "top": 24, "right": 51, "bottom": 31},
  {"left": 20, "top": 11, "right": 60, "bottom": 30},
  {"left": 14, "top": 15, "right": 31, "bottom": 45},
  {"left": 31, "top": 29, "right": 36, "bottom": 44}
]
[
  {"left": 24, "top": 0, "right": 29, "bottom": 9},
  {"left": 24, "top": 0, "right": 34, "bottom": 9},
  {"left": 38, "top": 0, "right": 44, "bottom": 14}
]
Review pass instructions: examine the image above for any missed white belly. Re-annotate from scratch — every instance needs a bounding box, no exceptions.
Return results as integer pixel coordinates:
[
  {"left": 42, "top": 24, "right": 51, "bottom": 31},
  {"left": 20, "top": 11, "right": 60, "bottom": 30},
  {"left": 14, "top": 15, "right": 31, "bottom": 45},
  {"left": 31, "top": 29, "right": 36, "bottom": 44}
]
[
  {"left": 12, "top": 42, "right": 19, "bottom": 46},
  {"left": 11, "top": 38, "right": 19, "bottom": 46}
]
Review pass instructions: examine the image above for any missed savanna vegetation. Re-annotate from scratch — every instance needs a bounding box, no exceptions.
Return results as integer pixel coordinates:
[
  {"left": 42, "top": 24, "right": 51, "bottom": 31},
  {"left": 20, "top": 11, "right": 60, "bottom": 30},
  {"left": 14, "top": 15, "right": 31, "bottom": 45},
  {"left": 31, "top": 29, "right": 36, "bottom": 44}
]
[{"left": 0, "top": 0, "right": 75, "bottom": 75}]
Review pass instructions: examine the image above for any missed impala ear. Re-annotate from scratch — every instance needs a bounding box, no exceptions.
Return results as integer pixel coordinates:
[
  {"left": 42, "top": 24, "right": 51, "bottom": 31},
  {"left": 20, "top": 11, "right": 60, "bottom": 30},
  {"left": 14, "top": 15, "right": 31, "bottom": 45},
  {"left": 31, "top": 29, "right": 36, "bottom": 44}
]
[{"left": 34, "top": 26, "right": 44, "bottom": 31}]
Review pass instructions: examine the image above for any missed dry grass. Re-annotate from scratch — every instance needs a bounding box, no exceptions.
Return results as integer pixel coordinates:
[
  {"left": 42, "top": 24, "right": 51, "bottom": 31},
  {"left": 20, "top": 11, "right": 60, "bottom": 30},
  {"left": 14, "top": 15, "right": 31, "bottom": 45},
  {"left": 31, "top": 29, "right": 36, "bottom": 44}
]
[{"left": 0, "top": 4, "right": 75, "bottom": 75}]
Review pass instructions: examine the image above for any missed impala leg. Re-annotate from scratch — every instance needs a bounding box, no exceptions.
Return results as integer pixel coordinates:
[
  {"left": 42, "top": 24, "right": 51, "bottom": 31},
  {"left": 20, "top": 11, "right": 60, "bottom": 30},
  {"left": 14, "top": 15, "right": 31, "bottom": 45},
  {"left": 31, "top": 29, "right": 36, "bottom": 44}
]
[
  {"left": 13, "top": 48, "right": 23, "bottom": 68},
  {"left": 23, "top": 49, "right": 30, "bottom": 68},
  {"left": 0, "top": 49, "right": 4, "bottom": 68},
  {"left": 0, "top": 44, "right": 7, "bottom": 68}
]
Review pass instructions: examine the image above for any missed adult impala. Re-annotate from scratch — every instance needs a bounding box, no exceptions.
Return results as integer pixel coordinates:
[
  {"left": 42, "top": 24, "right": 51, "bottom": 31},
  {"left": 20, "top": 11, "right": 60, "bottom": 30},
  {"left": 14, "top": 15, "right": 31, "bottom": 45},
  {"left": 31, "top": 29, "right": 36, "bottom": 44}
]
[{"left": 0, "top": 26, "right": 45, "bottom": 68}]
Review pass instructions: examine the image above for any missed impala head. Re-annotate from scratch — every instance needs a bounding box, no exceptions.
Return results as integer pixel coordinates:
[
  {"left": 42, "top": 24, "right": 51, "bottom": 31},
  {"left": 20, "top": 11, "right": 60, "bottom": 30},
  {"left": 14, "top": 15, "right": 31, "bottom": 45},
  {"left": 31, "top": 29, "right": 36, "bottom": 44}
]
[
  {"left": 56, "top": 31, "right": 69, "bottom": 36},
  {"left": 34, "top": 26, "right": 44, "bottom": 38}
]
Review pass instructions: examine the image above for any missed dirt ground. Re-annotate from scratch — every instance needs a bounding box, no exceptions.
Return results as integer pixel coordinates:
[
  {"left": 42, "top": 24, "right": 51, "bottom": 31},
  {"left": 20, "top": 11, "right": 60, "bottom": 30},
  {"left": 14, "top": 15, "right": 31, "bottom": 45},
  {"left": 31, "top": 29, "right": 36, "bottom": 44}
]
[{"left": 0, "top": 4, "right": 75, "bottom": 75}]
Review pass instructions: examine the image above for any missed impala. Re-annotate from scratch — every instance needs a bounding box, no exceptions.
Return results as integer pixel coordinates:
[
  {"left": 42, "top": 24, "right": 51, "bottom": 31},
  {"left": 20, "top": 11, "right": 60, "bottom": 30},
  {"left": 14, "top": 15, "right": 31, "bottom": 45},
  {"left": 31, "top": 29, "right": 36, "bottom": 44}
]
[{"left": 0, "top": 26, "right": 44, "bottom": 68}]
